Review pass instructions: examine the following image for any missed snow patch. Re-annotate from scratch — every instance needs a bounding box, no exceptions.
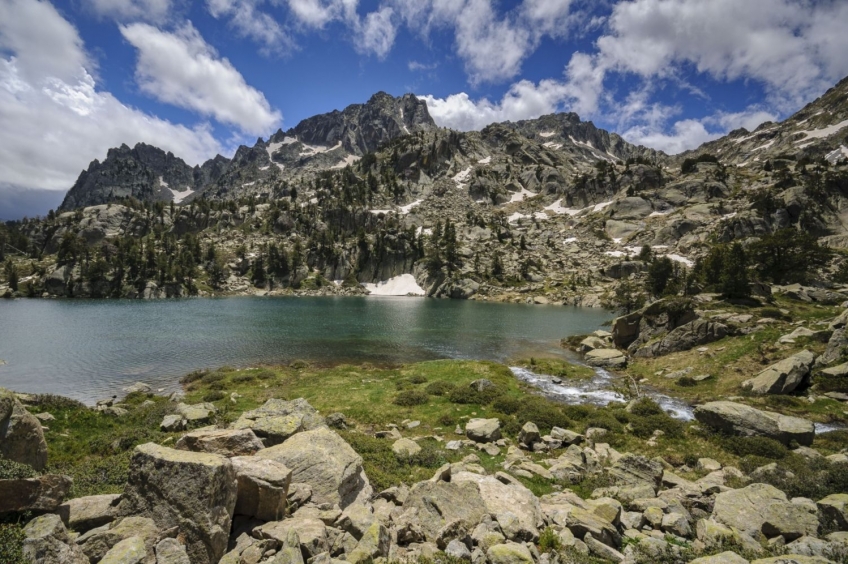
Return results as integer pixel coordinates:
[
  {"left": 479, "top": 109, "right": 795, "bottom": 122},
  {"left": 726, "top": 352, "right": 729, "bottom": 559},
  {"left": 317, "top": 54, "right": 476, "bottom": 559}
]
[
  {"left": 664, "top": 254, "right": 694, "bottom": 267},
  {"left": 795, "top": 119, "right": 848, "bottom": 143},
  {"left": 825, "top": 145, "right": 848, "bottom": 164},
  {"left": 539, "top": 131, "right": 555, "bottom": 138},
  {"left": 564, "top": 237, "right": 578, "bottom": 243},
  {"left": 242, "top": 181, "right": 256, "bottom": 187},
  {"left": 592, "top": 200, "right": 613, "bottom": 212},
  {"left": 300, "top": 141, "right": 342, "bottom": 157},
  {"left": 508, "top": 188, "right": 537, "bottom": 203},
  {"left": 719, "top": 212, "right": 738, "bottom": 221},
  {"left": 751, "top": 140, "right": 775, "bottom": 152},
  {"left": 363, "top": 274, "right": 425, "bottom": 296},
  {"left": 331, "top": 154, "right": 361, "bottom": 169},
  {"left": 647, "top": 208, "right": 674, "bottom": 218},
  {"left": 170, "top": 187, "right": 194, "bottom": 204},
  {"left": 543, "top": 142, "right": 563, "bottom": 150},
  {"left": 399, "top": 200, "right": 422, "bottom": 214},
  {"left": 416, "top": 226, "right": 433, "bottom": 236},
  {"left": 259, "top": 165, "right": 270, "bottom": 171},
  {"left": 452, "top": 166, "right": 472, "bottom": 187},
  {"left": 508, "top": 212, "right": 528, "bottom": 223},
  {"left": 544, "top": 199, "right": 583, "bottom": 216},
  {"left": 477, "top": 156, "right": 491, "bottom": 164},
  {"left": 604, "top": 251, "right": 626, "bottom": 258}
]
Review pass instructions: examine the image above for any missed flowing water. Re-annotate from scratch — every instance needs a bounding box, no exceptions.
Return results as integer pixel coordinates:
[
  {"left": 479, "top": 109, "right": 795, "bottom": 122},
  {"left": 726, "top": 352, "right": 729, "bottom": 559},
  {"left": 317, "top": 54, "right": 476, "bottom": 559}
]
[{"left": 0, "top": 296, "right": 611, "bottom": 403}]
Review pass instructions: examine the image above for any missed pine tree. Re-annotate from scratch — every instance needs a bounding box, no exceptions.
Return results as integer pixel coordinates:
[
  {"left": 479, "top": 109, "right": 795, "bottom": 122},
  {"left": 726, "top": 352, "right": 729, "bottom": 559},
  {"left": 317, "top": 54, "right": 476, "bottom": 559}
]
[{"left": 721, "top": 242, "right": 751, "bottom": 299}]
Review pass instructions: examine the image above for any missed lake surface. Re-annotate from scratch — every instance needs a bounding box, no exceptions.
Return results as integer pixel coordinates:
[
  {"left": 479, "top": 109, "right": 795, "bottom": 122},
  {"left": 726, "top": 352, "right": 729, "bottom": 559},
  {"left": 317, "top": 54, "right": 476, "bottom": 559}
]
[{"left": 0, "top": 297, "right": 611, "bottom": 403}]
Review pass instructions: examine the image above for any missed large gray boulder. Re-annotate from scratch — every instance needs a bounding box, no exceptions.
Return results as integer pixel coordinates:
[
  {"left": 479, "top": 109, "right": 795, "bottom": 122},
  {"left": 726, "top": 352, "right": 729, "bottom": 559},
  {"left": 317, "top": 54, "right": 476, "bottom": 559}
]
[
  {"left": 451, "top": 471, "right": 544, "bottom": 541},
  {"left": 230, "top": 455, "right": 291, "bottom": 521},
  {"left": 22, "top": 513, "right": 89, "bottom": 564},
  {"left": 465, "top": 418, "right": 501, "bottom": 443},
  {"left": 175, "top": 402, "right": 217, "bottom": 425},
  {"left": 634, "top": 319, "right": 728, "bottom": 358},
  {"left": 0, "top": 474, "right": 72, "bottom": 515},
  {"left": 817, "top": 327, "right": 848, "bottom": 366},
  {"left": 58, "top": 493, "right": 120, "bottom": 532},
  {"left": 254, "top": 427, "right": 370, "bottom": 508},
  {"left": 117, "top": 443, "right": 238, "bottom": 564},
  {"left": 743, "top": 350, "right": 816, "bottom": 394},
  {"left": 694, "top": 401, "right": 815, "bottom": 446},
  {"left": 712, "top": 483, "right": 819, "bottom": 540},
  {"left": 76, "top": 516, "right": 159, "bottom": 563},
  {"left": 402, "top": 480, "right": 489, "bottom": 542},
  {"left": 175, "top": 428, "right": 265, "bottom": 457},
  {"left": 0, "top": 387, "right": 48, "bottom": 470},
  {"left": 584, "top": 349, "right": 627, "bottom": 369},
  {"left": 232, "top": 398, "right": 326, "bottom": 446}
]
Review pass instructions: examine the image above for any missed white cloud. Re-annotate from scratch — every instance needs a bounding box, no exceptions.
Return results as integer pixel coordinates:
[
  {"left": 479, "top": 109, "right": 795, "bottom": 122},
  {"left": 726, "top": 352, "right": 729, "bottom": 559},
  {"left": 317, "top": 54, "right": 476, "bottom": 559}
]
[
  {"left": 120, "top": 22, "right": 282, "bottom": 135},
  {"left": 207, "top": 0, "right": 295, "bottom": 55},
  {"left": 622, "top": 119, "right": 718, "bottom": 155},
  {"left": 353, "top": 6, "right": 396, "bottom": 58},
  {"left": 0, "top": 1, "right": 223, "bottom": 198},
  {"left": 82, "top": 0, "right": 174, "bottom": 23},
  {"left": 421, "top": 79, "right": 570, "bottom": 131},
  {"left": 711, "top": 109, "right": 778, "bottom": 133},
  {"left": 285, "top": 0, "right": 357, "bottom": 28}
]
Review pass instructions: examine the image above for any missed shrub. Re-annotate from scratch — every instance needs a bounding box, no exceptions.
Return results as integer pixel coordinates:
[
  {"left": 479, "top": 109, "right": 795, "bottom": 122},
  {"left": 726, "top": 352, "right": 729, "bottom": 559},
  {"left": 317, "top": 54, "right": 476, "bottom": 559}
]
[
  {"left": 201, "top": 372, "right": 225, "bottom": 385},
  {"left": 492, "top": 396, "right": 521, "bottom": 415},
  {"left": 0, "top": 523, "right": 25, "bottom": 564},
  {"left": 232, "top": 373, "right": 256, "bottom": 384},
  {"left": 563, "top": 405, "right": 593, "bottom": 420},
  {"left": 438, "top": 414, "right": 456, "bottom": 427},
  {"left": 30, "top": 394, "right": 86, "bottom": 411},
  {"left": 394, "top": 389, "right": 429, "bottom": 407},
  {"left": 749, "top": 458, "right": 848, "bottom": 501},
  {"left": 538, "top": 527, "right": 562, "bottom": 553},
  {"left": 448, "top": 385, "right": 503, "bottom": 405},
  {"left": 208, "top": 381, "right": 227, "bottom": 391},
  {"left": 180, "top": 370, "right": 207, "bottom": 384},
  {"left": 628, "top": 397, "right": 664, "bottom": 417},
  {"left": 425, "top": 381, "right": 456, "bottom": 396},
  {"left": 630, "top": 413, "right": 685, "bottom": 439},
  {"left": 255, "top": 369, "right": 276, "bottom": 380},
  {"left": 202, "top": 390, "right": 226, "bottom": 402},
  {"left": 409, "top": 374, "right": 428, "bottom": 385},
  {"left": 290, "top": 360, "right": 310, "bottom": 369},
  {"left": 721, "top": 436, "right": 788, "bottom": 459},
  {"left": 675, "top": 376, "right": 698, "bottom": 387},
  {"left": 0, "top": 457, "right": 39, "bottom": 480},
  {"left": 584, "top": 413, "right": 624, "bottom": 433}
]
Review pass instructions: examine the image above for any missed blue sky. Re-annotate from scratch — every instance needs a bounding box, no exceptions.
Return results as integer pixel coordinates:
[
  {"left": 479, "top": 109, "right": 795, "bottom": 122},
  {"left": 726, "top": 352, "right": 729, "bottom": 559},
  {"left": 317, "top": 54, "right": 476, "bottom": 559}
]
[{"left": 2, "top": 0, "right": 848, "bottom": 218}]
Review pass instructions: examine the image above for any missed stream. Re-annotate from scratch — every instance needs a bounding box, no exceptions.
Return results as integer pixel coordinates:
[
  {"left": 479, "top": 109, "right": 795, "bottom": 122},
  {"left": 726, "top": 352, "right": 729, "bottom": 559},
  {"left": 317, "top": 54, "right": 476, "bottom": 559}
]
[{"left": 510, "top": 366, "right": 845, "bottom": 434}]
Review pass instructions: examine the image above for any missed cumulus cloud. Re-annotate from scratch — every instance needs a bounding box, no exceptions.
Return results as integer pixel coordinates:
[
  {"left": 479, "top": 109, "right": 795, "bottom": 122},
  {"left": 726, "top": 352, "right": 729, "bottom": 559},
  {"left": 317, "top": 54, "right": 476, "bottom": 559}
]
[
  {"left": 82, "top": 0, "right": 174, "bottom": 23},
  {"left": 353, "top": 5, "right": 396, "bottom": 58},
  {"left": 0, "top": 0, "right": 223, "bottom": 205},
  {"left": 120, "top": 22, "right": 282, "bottom": 135},
  {"left": 207, "top": 0, "right": 295, "bottom": 55},
  {"left": 285, "top": 0, "right": 357, "bottom": 28}
]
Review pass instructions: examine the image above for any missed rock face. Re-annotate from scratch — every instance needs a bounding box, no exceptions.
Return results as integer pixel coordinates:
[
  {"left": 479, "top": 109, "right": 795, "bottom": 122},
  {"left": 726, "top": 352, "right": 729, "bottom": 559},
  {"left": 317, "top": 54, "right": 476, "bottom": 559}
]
[
  {"left": 402, "top": 480, "right": 489, "bottom": 541},
  {"left": 117, "top": 443, "right": 238, "bottom": 564},
  {"left": 230, "top": 456, "right": 291, "bottom": 521},
  {"left": 694, "top": 401, "right": 815, "bottom": 446},
  {"left": 232, "top": 398, "right": 326, "bottom": 446},
  {"left": 633, "top": 319, "right": 728, "bottom": 358},
  {"left": 712, "top": 483, "right": 819, "bottom": 540},
  {"left": 743, "top": 350, "right": 816, "bottom": 394},
  {"left": 0, "top": 474, "right": 72, "bottom": 514},
  {"left": 0, "top": 387, "right": 49, "bottom": 470},
  {"left": 254, "top": 427, "right": 371, "bottom": 508},
  {"left": 175, "top": 428, "right": 265, "bottom": 456},
  {"left": 452, "top": 472, "right": 544, "bottom": 540}
]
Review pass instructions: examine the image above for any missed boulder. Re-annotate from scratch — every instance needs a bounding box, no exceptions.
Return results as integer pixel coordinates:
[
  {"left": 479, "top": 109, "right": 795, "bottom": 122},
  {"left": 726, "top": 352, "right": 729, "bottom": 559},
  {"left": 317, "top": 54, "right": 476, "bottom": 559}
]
[
  {"left": 817, "top": 327, "right": 848, "bottom": 367},
  {"left": 175, "top": 402, "right": 217, "bottom": 425},
  {"left": 750, "top": 557, "right": 835, "bottom": 563},
  {"left": 175, "top": 428, "right": 265, "bottom": 456},
  {"left": 117, "top": 443, "right": 238, "bottom": 564},
  {"left": 346, "top": 521, "right": 390, "bottom": 564},
  {"left": 255, "top": 517, "right": 328, "bottom": 559},
  {"left": 743, "top": 350, "right": 816, "bottom": 395},
  {"left": 712, "top": 483, "right": 819, "bottom": 540},
  {"left": 155, "top": 538, "right": 191, "bottom": 564},
  {"left": 392, "top": 438, "right": 422, "bottom": 458},
  {"left": 465, "top": 418, "right": 501, "bottom": 443},
  {"left": 608, "top": 454, "right": 664, "bottom": 490},
  {"left": 518, "top": 422, "right": 540, "bottom": 447},
  {"left": 0, "top": 387, "right": 48, "bottom": 470},
  {"left": 634, "top": 319, "right": 728, "bottom": 357},
  {"left": 230, "top": 456, "right": 291, "bottom": 521},
  {"left": 585, "top": 349, "right": 627, "bottom": 369},
  {"left": 452, "top": 471, "right": 543, "bottom": 541},
  {"left": 0, "top": 474, "right": 72, "bottom": 514},
  {"left": 336, "top": 502, "right": 376, "bottom": 540},
  {"left": 22, "top": 513, "right": 89, "bottom": 564},
  {"left": 694, "top": 401, "right": 815, "bottom": 446},
  {"left": 58, "top": 493, "right": 120, "bottom": 532},
  {"left": 402, "top": 480, "right": 488, "bottom": 542},
  {"left": 232, "top": 398, "right": 326, "bottom": 446},
  {"left": 160, "top": 415, "right": 186, "bottom": 432},
  {"left": 689, "top": 552, "right": 749, "bottom": 564},
  {"left": 486, "top": 542, "right": 534, "bottom": 564},
  {"left": 98, "top": 535, "right": 149, "bottom": 564},
  {"left": 254, "top": 427, "right": 371, "bottom": 508},
  {"left": 76, "top": 516, "right": 159, "bottom": 563},
  {"left": 817, "top": 494, "right": 848, "bottom": 530}
]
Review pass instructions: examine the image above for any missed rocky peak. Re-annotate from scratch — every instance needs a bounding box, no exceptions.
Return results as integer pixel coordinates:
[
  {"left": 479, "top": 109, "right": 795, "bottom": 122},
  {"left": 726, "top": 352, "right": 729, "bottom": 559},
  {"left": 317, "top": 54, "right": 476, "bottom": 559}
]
[{"left": 283, "top": 91, "right": 436, "bottom": 156}]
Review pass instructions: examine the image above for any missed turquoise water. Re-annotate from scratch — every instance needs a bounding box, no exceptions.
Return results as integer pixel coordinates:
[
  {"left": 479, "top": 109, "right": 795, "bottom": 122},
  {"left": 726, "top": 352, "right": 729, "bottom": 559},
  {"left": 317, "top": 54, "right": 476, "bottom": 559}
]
[{"left": 0, "top": 297, "right": 611, "bottom": 403}]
